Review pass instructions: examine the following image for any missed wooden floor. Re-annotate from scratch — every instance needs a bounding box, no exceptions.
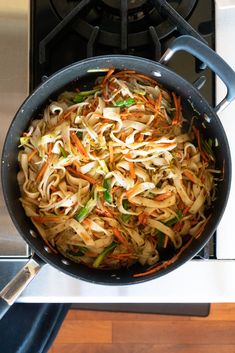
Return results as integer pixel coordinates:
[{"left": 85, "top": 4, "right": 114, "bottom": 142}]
[{"left": 48, "top": 304, "right": 235, "bottom": 353}]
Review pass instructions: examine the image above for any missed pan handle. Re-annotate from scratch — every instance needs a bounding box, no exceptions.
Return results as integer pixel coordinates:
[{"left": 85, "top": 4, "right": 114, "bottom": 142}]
[
  {"left": 159, "top": 35, "right": 235, "bottom": 114},
  {"left": 0, "top": 254, "right": 44, "bottom": 320}
]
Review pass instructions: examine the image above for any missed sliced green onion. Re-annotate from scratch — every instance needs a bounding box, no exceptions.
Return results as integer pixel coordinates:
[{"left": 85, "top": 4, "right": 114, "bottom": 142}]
[
  {"left": 201, "top": 137, "right": 215, "bottom": 159},
  {"left": 60, "top": 145, "right": 68, "bottom": 158},
  {"left": 103, "top": 179, "right": 112, "bottom": 204},
  {"left": 121, "top": 199, "right": 131, "bottom": 222},
  {"left": 155, "top": 210, "right": 183, "bottom": 248},
  {"left": 156, "top": 231, "right": 165, "bottom": 249},
  {"left": 176, "top": 210, "right": 183, "bottom": 219},
  {"left": 121, "top": 214, "right": 131, "bottom": 223},
  {"left": 92, "top": 242, "right": 117, "bottom": 268},
  {"left": 19, "top": 136, "right": 30, "bottom": 146},
  {"left": 76, "top": 131, "right": 83, "bottom": 139},
  {"left": 99, "top": 160, "right": 109, "bottom": 174},
  {"left": 75, "top": 198, "right": 97, "bottom": 222},
  {"left": 164, "top": 210, "right": 183, "bottom": 227},
  {"left": 114, "top": 98, "right": 135, "bottom": 107},
  {"left": 73, "top": 89, "right": 99, "bottom": 103},
  {"left": 73, "top": 95, "right": 84, "bottom": 103},
  {"left": 122, "top": 199, "right": 129, "bottom": 210}
]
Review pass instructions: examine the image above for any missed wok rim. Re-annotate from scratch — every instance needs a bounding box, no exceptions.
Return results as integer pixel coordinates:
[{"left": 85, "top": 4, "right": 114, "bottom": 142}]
[{"left": 1, "top": 54, "right": 232, "bottom": 285}]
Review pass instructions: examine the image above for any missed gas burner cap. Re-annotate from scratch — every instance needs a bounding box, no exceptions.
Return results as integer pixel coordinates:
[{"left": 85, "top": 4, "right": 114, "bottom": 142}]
[{"left": 102, "top": 0, "right": 148, "bottom": 10}]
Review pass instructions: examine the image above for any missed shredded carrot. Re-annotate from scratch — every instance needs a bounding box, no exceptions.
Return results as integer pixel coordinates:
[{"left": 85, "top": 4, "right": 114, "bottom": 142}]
[
  {"left": 95, "top": 208, "right": 110, "bottom": 217},
  {"left": 109, "top": 83, "right": 117, "bottom": 91},
  {"left": 58, "top": 107, "right": 77, "bottom": 124},
  {"left": 132, "top": 73, "right": 157, "bottom": 85},
  {"left": 133, "top": 94, "right": 148, "bottom": 103},
  {"left": 28, "top": 149, "right": 37, "bottom": 162},
  {"left": 138, "top": 213, "right": 148, "bottom": 225},
  {"left": 173, "top": 222, "right": 182, "bottom": 232},
  {"left": 155, "top": 91, "right": 162, "bottom": 112},
  {"left": 182, "top": 170, "right": 196, "bottom": 183},
  {"left": 193, "top": 127, "right": 208, "bottom": 162},
  {"left": 172, "top": 92, "right": 181, "bottom": 125},
  {"left": 163, "top": 235, "right": 168, "bottom": 248},
  {"left": 138, "top": 213, "right": 144, "bottom": 225},
  {"left": 147, "top": 96, "right": 155, "bottom": 106},
  {"left": 61, "top": 111, "right": 71, "bottom": 121},
  {"left": 67, "top": 166, "right": 97, "bottom": 185},
  {"left": 48, "top": 142, "right": 53, "bottom": 156},
  {"left": 73, "top": 160, "right": 81, "bottom": 171},
  {"left": 133, "top": 237, "right": 194, "bottom": 278},
  {"left": 126, "top": 183, "right": 140, "bottom": 198},
  {"left": 195, "top": 214, "right": 212, "bottom": 238},
  {"left": 112, "top": 227, "right": 128, "bottom": 246},
  {"left": 114, "top": 70, "right": 136, "bottom": 77},
  {"left": 36, "top": 161, "right": 49, "bottom": 183},
  {"left": 82, "top": 219, "right": 90, "bottom": 226},
  {"left": 70, "top": 132, "right": 88, "bottom": 158},
  {"left": 125, "top": 153, "right": 135, "bottom": 179},
  {"left": 154, "top": 192, "right": 172, "bottom": 201},
  {"left": 109, "top": 141, "right": 114, "bottom": 163},
  {"left": 102, "top": 68, "right": 115, "bottom": 86},
  {"left": 183, "top": 206, "right": 190, "bottom": 216},
  {"left": 120, "top": 132, "right": 127, "bottom": 141}
]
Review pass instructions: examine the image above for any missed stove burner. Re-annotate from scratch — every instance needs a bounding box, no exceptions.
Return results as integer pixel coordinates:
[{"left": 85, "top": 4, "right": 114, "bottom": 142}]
[
  {"left": 48, "top": 0, "right": 197, "bottom": 53},
  {"left": 102, "top": 0, "right": 148, "bottom": 11}
]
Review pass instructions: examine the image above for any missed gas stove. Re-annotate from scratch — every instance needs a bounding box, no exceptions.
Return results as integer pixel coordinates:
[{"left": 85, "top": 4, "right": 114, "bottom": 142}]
[{"left": 0, "top": 0, "right": 235, "bottom": 302}]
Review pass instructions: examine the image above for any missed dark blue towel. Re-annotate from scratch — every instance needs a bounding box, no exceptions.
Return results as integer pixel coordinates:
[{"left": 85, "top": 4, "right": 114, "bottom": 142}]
[{"left": 0, "top": 303, "right": 70, "bottom": 353}]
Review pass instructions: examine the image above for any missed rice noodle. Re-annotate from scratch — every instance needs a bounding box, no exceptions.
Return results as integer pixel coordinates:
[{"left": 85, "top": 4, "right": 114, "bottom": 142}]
[{"left": 17, "top": 69, "right": 218, "bottom": 271}]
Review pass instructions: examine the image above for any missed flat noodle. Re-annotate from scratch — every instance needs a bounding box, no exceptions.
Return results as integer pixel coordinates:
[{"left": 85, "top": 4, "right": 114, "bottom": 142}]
[{"left": 17, "top": 70, "right": 218, "bottom": 272}]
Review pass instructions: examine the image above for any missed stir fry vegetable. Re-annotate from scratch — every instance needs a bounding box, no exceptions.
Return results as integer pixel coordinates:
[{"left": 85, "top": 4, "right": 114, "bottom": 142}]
[{"left": 17, "top": 69, "right": 218, "bottom": 274}]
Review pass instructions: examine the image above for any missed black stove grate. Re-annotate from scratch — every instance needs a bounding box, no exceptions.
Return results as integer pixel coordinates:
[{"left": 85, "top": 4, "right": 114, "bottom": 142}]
[
  {"left": 30, "top": 0, "right": 216, "bottom": 259},
  {"left": 40, "top": 0, "right": 201, "bottom": 64}
]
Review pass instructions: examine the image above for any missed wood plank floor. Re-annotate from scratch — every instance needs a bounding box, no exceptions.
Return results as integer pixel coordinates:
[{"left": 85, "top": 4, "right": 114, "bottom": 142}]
[{"left": 48, "top": 304, "right": 235, "bottom": 353}]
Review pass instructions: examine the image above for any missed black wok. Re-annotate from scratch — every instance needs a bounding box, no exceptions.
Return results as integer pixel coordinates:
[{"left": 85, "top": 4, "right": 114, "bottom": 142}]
[{"left": 0, "top": 36, "right": 235, "bottom": 319}]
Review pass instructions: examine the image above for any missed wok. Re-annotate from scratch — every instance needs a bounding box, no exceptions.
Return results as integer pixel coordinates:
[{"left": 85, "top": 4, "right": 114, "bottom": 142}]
[{"left": 0, "top": 36, "right": 234, "bottom": 319}]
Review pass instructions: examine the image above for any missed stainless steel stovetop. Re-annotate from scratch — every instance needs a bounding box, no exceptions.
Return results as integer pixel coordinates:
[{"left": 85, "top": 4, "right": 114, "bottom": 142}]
[{"left": 1, "top": 0, "right": 235, "bottom": 303}]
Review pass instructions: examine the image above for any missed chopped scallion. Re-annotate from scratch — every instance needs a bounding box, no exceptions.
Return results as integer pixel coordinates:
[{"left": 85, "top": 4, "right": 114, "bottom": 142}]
[
  {"left": 75, "top": 198, "right": 97, "bottom": 222},
  {"left": 121, "top": 214, "right": 131, "bottom": 222},
  {"left": 114, "top": 98, "right": 135, "bottom": 107},
  {"left": 76, "top": 131, "right": 83, "bottom": 139},
  {"left": 92, "top": 242, "right": 117, "bottom": 268},
  {"left": 73, "top": 89, "right": 99, "bottom": 103},
  {"left": 60, "top": 145, "right": 68, "bottom": 158},
  {"left": 103, "top": 179, "right": 112, "bottom": 204}
]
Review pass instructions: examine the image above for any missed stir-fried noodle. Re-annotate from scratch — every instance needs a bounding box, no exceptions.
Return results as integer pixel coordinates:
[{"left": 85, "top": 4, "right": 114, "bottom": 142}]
[{"left": 17, "top": 70, "right": 218, "bottom": 275}]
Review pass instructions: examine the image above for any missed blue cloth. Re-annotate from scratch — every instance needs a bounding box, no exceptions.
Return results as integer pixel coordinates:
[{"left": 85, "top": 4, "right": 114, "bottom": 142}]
[{"left": 0, "top": 303, "right": 70, "bottom": 353}]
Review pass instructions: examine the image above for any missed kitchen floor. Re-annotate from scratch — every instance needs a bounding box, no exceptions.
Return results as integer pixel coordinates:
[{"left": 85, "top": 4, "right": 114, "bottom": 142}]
[{"left": 48, "top": 304, "right": 235, "bottom": 353}]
